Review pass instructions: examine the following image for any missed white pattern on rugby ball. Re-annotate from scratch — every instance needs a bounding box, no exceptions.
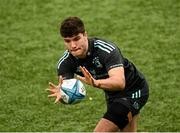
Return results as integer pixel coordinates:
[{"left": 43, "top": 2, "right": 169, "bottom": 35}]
[{"left": 60, "top": 79, "right": 86, "bottom": 104}]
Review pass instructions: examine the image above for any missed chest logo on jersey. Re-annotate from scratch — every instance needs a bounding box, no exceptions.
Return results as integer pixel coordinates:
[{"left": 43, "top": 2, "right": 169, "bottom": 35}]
[{"left": 92, "top": 57, "right": 103, "bottom": 68}]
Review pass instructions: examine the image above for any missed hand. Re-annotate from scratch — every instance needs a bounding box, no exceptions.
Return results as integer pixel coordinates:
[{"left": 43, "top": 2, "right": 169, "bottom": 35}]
[
  {"left": 46, "top": 76, "right": 63, "bottom": 103},
  {"left": 76, "top": 66, "right": 99, "bottom": 87}
]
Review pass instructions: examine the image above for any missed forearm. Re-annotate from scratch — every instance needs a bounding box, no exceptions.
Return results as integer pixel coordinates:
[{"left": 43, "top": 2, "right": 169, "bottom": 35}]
[{"left": 94, "top": 77, "right": 125, "bottom": 91}]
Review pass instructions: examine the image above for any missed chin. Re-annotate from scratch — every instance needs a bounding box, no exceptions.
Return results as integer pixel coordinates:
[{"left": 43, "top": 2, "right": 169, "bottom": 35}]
[
  {"left": 73, "top": 52, "right": 85, "bottom": 58},
  {"left": 71, "top": 48, "right": 86, "bottom": 58},
  {"left": 72, "top": 51, "right": 82, "bottom": 57}
]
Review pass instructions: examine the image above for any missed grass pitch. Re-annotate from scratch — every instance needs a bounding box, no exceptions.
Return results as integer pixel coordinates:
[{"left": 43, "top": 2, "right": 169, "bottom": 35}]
[{"left": 0, "top": 0, "right": 179, "bottom": 131}]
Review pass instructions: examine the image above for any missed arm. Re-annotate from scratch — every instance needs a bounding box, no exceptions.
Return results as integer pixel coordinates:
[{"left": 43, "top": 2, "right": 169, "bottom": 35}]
[
  {"left": 76, "top": 66, "right": 125, "bottom": 91},
  {"left": 95, "top": 66, "right": 125, "bottom": 90}
]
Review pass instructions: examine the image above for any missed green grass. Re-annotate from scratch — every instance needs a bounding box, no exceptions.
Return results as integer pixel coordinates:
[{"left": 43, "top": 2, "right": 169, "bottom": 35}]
[{"left": 0, "top": 0, "right": 179, "bottom": 131}]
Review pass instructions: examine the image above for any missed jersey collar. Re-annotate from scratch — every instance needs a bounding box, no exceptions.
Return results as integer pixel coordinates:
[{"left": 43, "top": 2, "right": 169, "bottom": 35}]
[{"left": 86, "top": 38, "right": 95, "bottom": 57}]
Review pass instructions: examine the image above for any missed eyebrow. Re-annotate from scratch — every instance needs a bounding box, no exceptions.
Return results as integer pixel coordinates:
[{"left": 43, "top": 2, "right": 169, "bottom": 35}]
[{"left": 64, "top": 35, "right": 80, "bottom": 41}]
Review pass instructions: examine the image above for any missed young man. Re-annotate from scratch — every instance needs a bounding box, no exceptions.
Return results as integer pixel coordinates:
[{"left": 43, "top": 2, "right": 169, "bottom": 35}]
[{"left": 47, "top": 16, "right": 149, "bottom": 132}]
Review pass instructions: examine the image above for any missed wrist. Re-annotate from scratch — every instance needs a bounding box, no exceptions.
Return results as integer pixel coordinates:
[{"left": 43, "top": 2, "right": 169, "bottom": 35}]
[{"left": 93, "top": 80, "right": 100, "bottom": 88}]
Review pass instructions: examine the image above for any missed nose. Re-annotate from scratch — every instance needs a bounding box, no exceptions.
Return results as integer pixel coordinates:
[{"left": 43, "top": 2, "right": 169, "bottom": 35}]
[{"left": 70, "top": 41, "right": 77, "bottom": 48}]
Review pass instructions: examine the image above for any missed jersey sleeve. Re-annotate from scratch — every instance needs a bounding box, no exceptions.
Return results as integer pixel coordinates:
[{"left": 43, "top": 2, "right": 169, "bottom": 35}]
[
  {"left": 56, "top": 51, "right": 74, "bottom": 79},
  {"left": 95, "top": 40, "right": 124, "bottom": 71},
  {"left": 104, "top": 47, "right": 124, "bottom": 71}
]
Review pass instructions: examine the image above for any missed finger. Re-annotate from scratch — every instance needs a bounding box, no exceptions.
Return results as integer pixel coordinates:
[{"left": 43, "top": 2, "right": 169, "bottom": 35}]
[
  {"left": 45, "top": 88, "right": 50, "bottom": 91},
  {"left": 46, "top": 88, "right": 52, "bottom": 92},
  {"left": 83, "top": 67, "right": 92, "bottom": 78},
  {"left": 79, "top": 66, "right": 86, "bottom": 75},
  {"left": 46, "top": 88, "right": 57, "bottom": 93},
  {"left": 80, "top": 66, "right": 89, "bottom": 77},
  {"left": 82, "top": 67, "right": 95, "bottom": 85},
  {"left": 48, "top": 93, "right": 57, "bottom": 97},
  {"left": 76, "top": 75, "right": 86, "bottom": 83},
  {"left": 49, "top": 82, "right": 57, "bottom": 88},
  {"left": 54, "top": 95, "right": 61, "bottom": 103},
  {"left": 58, "top": 75, "right": 63, "bottom": 85}
]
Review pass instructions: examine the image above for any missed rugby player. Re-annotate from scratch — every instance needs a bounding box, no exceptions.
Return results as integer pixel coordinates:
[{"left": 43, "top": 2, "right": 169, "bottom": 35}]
[{"left": 47, "top": 16, "right": 149, "bottom": 132}]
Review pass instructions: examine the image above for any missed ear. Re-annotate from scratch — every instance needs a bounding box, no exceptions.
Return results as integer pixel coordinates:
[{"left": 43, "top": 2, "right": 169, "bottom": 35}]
[
  {"left": 64, "top": 44, "right": 68, "bottom": 49},
  {"left": 83, "top": 31, "right": 88, "bottom": 37}
]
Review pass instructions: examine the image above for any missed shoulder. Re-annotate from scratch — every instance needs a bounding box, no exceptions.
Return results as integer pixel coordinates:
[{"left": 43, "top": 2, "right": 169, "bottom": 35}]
[
  {"left": 93, "top": 38, "right": 117, "bottom": 54},
  {"left": 57, "top": 50, "right": 72, "bottom": 69}
]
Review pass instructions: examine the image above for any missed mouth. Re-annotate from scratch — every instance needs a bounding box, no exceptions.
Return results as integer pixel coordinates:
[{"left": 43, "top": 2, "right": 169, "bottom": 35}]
[{"left": 71, "top": 48, "right": 81, "bottom": 52}]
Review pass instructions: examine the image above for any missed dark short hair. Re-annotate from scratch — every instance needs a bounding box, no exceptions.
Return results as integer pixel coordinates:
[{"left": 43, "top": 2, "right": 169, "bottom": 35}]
[{"left": 60, "top": 16, "right": 85, "bottom": 37}]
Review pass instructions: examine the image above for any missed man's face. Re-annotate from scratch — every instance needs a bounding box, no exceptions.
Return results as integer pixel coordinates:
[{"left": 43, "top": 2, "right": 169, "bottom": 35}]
[{"left": 63, "top": 32, "right": 88, "bottom": 58}]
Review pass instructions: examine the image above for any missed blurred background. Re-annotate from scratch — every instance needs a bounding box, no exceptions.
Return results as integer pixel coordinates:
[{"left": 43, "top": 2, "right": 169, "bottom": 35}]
[{"left": 0, "top": 0, "right": 179, "bottom": 131}]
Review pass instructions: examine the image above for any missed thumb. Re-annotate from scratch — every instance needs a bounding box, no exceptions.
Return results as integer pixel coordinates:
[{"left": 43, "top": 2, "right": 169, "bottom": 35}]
[
  {"left": 75, "top": 75, "right": 85, "bottom": 83},
  {"left": 58, "top": 76, "right": 63, "bottom": 86}
]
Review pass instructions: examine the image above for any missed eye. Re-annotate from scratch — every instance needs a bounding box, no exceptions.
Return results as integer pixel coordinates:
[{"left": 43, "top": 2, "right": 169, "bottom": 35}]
[
  {"left": 64, "top": 39, "right": 70, "bottom": 43},
  {"left": 73, "top": 36, "right": 80, "bottom": 41}
]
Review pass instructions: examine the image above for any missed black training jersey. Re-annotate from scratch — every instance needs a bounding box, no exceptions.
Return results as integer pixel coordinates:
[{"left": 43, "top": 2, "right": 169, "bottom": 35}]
[{"left": 57, "top": 38, "right": 148, "bottom": 100}]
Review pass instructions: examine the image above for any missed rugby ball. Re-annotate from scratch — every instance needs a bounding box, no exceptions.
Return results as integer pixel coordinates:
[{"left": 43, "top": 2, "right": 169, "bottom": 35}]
[{"left": 60, "top": 79, "right": 86, "bottom": 104}]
